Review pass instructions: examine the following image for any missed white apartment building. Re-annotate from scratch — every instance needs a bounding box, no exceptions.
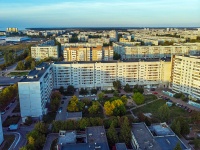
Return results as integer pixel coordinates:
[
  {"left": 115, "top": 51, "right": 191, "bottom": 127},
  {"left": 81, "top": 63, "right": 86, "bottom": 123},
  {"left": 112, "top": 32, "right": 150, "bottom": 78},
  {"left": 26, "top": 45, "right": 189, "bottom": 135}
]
[
  {"left": 0, "top": 116, "right": 3, "bottom": 145},
  {"left": 109, "top": 30, "right": 118, "bottom": 42},
  {"left": 113, "top": 43, "right": 200, "bottom": 59},
  {"left": 62, "top": 42, "right": 103, "bottom": 48},
  {"left": 52, "top": 59, "right": 171, "bottom": 90},
  {"left": 31, "top": 46, "right": 59, "bottom": 60},
  {"left": 18, "top": 63, "right": 53, "bottom": 122},
  {"left": 88, "top": 37, "right": 110, "bottom": 44},
  {"left": 103, "top": 46, "right": 113, "bottom": 61},
  {"left": 56, "top": 36, "right": 69, "bottom": 44},
  {"left": 171, "top": 55, "right": 200, "bottom": 100}
]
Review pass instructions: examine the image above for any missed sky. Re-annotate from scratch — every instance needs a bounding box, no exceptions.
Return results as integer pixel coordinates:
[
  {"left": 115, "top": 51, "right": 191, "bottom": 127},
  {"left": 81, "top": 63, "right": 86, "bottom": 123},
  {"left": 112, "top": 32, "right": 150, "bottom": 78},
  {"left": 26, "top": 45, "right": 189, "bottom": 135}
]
[{"left": 0, "top": 0, "right": 200, "bottom": 28}]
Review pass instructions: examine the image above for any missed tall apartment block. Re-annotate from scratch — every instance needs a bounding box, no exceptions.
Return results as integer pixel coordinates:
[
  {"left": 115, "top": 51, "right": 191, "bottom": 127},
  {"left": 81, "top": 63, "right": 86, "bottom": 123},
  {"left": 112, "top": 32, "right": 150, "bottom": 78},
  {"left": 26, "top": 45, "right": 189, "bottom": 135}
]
[
  {"left": 63, "top": 46, "right": 113, "bottom": 61},
  {"left": 0, "top": 116, "right": 3, "bottom": 145},
  {"left": 31, "top": 46, "right": 58, "bottom": 60},
  {"left": 171, "top": 55, "right": 200, "bottom": 100},
  {"left": 18, "top": 63, "right": 53, "bottom": 122},
  {"left": 53, "top": 59, "right": 171, "bottom": 90}
]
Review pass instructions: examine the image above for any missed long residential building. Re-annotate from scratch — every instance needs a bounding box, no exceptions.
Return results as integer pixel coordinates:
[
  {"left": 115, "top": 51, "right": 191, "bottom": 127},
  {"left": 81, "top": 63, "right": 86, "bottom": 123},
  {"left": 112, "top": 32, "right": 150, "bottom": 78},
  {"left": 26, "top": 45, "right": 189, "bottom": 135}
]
[
  {"left": 64, "top": 46, "right": 113, "bottom": 61},
  {"left": 31, "top": 46, "right": 59, "bottom": 60},
  {"left": 18, "top": 63, "right": 53, "bottom": 122},
  {"left": 171, "top": 55, "right": 200, "bottom": 100},
  {"left": 0, "top": 116, "right": 3, "bottom": 145},
  {"left": 53, "top": 59, "right": 171, "bottom": 90},
  {"left": 113, "top": 43, "right": 200, "bottom": 59}
]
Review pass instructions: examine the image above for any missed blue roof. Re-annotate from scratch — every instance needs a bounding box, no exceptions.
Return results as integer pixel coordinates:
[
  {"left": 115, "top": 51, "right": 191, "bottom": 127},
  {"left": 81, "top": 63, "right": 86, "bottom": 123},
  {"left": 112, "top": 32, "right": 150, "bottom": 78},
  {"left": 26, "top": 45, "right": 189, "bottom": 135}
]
[{"left": 155, "top": 136, "right": 188, "bottom": 150}]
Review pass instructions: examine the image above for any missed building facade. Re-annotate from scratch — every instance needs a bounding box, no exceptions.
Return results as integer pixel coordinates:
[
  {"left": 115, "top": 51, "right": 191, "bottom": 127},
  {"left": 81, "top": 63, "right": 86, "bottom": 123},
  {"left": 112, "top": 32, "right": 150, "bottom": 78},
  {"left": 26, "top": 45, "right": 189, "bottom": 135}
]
[
  {"left": 53, "top": 59, "right": 171, "bottom": 90},
  {"left": 113, "top": 43, "right": 200, "bottom": 59},
  {"left": 18, "top": 63, "right": 53, "bottom": 122},
  {"left": 0, "top": 116, "right": 3, "bottom": 145},
  {"left": 171, "top": 55, "right": 200, "bottom": 100},
  {"left": 31, "top": 46, "right": 58, "bottom": 60}
]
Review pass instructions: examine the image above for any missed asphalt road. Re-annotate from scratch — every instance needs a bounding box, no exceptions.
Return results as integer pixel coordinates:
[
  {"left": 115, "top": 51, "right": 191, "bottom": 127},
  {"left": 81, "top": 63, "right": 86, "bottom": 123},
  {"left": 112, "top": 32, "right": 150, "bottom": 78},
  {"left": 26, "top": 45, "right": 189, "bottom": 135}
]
[{"left": 43, "top": 133, "right": 58, "bottom": 150}]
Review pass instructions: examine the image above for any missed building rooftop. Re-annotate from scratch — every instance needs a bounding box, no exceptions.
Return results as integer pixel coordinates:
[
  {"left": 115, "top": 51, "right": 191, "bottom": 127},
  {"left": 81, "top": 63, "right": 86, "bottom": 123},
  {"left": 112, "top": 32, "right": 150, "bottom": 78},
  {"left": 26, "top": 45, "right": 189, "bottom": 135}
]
[
  {"left": 66, "top": 112, "right": 82, "bottom": 120},
  {"left": 19, "top": 62, "right": 51, "bottom": 82},
  {"left": 58, "top": 130, "right": 77, "bottom": 145},
  {"left": 150, "top": 123, "right": 174, "bottom": 136},
  {"left": 115, "top": 143, "right": 127, "bottom": 150},
  {"left": 131, "top": 123, "right": 162, "bottom": 150}
]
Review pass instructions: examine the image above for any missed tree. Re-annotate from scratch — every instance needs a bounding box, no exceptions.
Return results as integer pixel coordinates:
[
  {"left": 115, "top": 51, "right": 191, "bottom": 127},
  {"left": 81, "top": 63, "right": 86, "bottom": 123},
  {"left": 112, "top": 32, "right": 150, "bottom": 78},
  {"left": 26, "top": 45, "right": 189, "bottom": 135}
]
[
  {"left": 91, "top": 89, "right": 97, "bottom": 95},
  {"left": 34, "top": 122, "right": 48, "bottom": 134},
  {"left": 124, "top": 83, "right": 131, "bottom": 92},
  {"left": 78, "top": 118, "right": 90, "bottom": 130},
  {"left": 113, "top": 52, "right": 121, "bottom": 60},
  {"left": 88, "top": 102, "right": 100, "bottom": 114},
  {"left": 79, "top": 88, "right": 88, "bottom": 95},
  {"left": 98, "top": 92, "right": 105, "bottom": 101},
  {"left": 25, "top": 116, "right": 33, "bottom": 125},
  {"left": 30, "top": 61, "right": 36, "bottom": 69},
  {"left": 66, "top": 85, "right": 75, "bottom": 94},
  {"left": 16, "top": 61, "right": 25, "bottom": 70},
  {"left": 50, "top": 91, "right": 61, "bottom": 112},
  {"left": 107, "top": 122, "right": 119, "bottom": 145},
  {"left": 171, "top": 120, "right": 181, "bottom": 136},
  {"left": 121, "top": 95, "right": 128, "bottom": 104},
  {"left": 133, "top": 85, "right": 144, "bottom": 94},
  {"left": 174, "top": 143, "right": 182, "bottom": 150},
  {"left": 132, "top": 92, "right": 144, "bottom": 105},
  {"left": 194, "top": 138, "right": 200, "bottom": 149},
  {"left": 67, "top": 96, "right": 85, "bottom": 112},
  {"left": 113, "top": 80, "right": 121, "bottom": 90},
  {"left": 104, "top": 99, "right": 125, "bottom": 116},
  {"left": 113, "top": 90, "right": 119, "bottom": 97},
  {"left": 59, "top": 86, "right": 65, "bottom": 94},
  {"left": 119, "top": 117, "right": 132, "bottom": 145},
  {"left": 158, "top": 105, "right": 170, "bottom": 122}
]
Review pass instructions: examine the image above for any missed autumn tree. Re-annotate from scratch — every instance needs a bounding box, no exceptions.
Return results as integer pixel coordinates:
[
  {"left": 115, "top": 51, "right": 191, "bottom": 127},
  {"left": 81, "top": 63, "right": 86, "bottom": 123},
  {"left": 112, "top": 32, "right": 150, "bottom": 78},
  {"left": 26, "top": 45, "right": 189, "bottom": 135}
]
[
  {"left": 67, "top": 95, "right": 84, "bottom": 112},
  {"left": 88, "top": 101, "right": 100, "bottom": 114},
  {"left": 16, "top": 61, "right": 25, "bottom": 70},
  {"left": 121, "top": 95, "right": 128, "bottom": 104},
  {"left": 104, "top": 99, "right": 125, "bottom": 116},
  {"left": 132, "top": 92, "right": 144, "bottom": 105}
]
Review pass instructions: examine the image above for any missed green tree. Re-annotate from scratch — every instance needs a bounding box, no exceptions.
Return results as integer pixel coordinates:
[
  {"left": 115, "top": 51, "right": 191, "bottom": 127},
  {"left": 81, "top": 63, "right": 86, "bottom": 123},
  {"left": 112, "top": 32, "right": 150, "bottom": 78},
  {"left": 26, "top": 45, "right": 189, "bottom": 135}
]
[
  {"left": 30, "top": 61, "right": 36, "bottom": 69},
  {"left": 113, "top": 80, "right": 121, "bottom": 90},
  {"left": 119, "top": 117, "right": 132, "bottom": 145},
  {"left": 25, "top": 116, "right": 33, "bottom": 125},
  {"left": 88, "top": 101, "right": 100, "bottom": 114},
  {"left": 98, "top": 92, "right": 105, "bottom": 101},
  {"left": 133, "top": 85, "right": 144, "bottom": 94},
  {"left": 113, "top": 52, "right": 121, "bottom": 60},
  {"left": 121, "top": 95, "right": 128, "bottom": 104},
  {"left": 113, "top": 90, "right": 119, "bottom": 97},
  {"left": 66, "top": 85, "right": 75, "bottom": 94},
  {"left": 132, "top": 92, "right": 144, "bottom": 105},
  {"left": 124, "top": 83, "right": 131, "bottom": 92},
  {"left": 158, "top": 104, "right": 170, "bottom": 122},
  {"left": 79, "top": 88, "right": 88, "bottom": 95},
  {"left": 107, "top": 122, "right": 119, "bottom": 145},
  {"left": 50, "top": 91, "right": 61, "bottom": 112},
  {"left": 34, "top": 122, "right": 48, "bottom": 134},
  {"left": 78, "top": 118, "right": 90, "bottom": 130},
  {"left": 171, "top": 120, "right": 181, "bottom": 136},
  {"left": 194, "top": 138, "right": 200, "bottom": 149},
  {"left": 59, "top": 86, "right": 65, "bottom": 94},
  {"left": 174, "top": 143, "right": 182, "bottom": 150},
  {"left": 16, "top": 61, "right": 25, "bottom": 70},
  {"left": 91, "top": 89, "right": 97, "bottom": 95}
]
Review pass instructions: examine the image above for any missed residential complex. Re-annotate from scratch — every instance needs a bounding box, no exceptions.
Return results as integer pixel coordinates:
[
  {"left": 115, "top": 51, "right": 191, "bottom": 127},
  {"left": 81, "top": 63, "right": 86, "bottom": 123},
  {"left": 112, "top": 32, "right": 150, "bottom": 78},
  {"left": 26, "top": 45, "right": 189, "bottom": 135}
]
[
  {"left": 31, "top": 46, "right": 59, "bottom": 60},
  {"left": 171, "top": 55, "right": 200, "bottom": 101},
  {"left": 53, "top": 59, "right": 171, "bottom": 90},
  {"left": 63, "top": 46, "right": 113, "bottom": 61},
  {"left": 113, "top": 42, "right": 200, "bottom": 59},
  {"left": 18, "top": 63, "right": 53, "bottom": 122}
]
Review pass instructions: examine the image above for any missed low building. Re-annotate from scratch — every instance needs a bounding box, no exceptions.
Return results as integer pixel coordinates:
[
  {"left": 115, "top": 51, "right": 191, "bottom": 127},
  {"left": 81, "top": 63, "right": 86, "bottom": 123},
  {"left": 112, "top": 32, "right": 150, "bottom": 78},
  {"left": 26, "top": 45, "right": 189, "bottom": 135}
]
[
  {"left": 131, "top": 122, "right": 189, "bottom": 150},
  {"left": 66, "top": 112, "right": 82, "bottom": 120},
  {"left": 115, "top": 143, "right": 127, "bottom": 150},
  {"left": 57, "top": 126, "right": 109, "bottom": 150}
]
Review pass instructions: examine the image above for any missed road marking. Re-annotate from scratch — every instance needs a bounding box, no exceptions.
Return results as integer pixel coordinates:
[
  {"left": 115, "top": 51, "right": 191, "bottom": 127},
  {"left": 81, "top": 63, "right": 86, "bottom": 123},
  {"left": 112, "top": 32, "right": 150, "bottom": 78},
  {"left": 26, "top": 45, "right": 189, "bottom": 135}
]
[{"left": 8, "top": 132, "right": 21, "bottom": 150}]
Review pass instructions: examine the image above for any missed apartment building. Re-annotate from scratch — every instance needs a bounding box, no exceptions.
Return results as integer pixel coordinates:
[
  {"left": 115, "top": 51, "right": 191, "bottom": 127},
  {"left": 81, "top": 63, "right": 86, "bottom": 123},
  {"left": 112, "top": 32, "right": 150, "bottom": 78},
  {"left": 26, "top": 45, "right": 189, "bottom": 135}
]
[
  {"left": 64, "top": 47, "right": 91, "bottom": 61},
  {"left": 64, "top": 46, "right": 113, "bottom": 61},
  {"left": 88, "top": 37, "right": 110, "bottom": 44},
  {"left": 0, "top": 116, "right": 3, "bottom": 145},
  {"left": 119, "top": 38, "right": 130, "bottom": 42},
  {"left": 113, "top": 43, "right": 200, "bottom": 59},
  {"left": 56, "top": 36, "right": 69, "bottom": 44},
  {"left": 109, "top": 30, "right": 118, "bottom": 42},
  {"left": 31, "top": 46, "right": 58, "bottom": 60},
  {"left": 52, "top": 59, "right": 171, "bottom": 90},
  {"left": 171, "top": 55, "right": 200, "bottom": 100},
  {"left": 18, "top": 63, "right": 53, "bottom": 122}
]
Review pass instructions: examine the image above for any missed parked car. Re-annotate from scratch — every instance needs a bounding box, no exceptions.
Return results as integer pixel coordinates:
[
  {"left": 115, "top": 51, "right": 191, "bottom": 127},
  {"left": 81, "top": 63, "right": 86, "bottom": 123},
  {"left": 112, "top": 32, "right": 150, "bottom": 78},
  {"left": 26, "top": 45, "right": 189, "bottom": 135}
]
[
  {"left": 153, "top": 92, "right": 158, "bottom": 94},
  {"left": 1, "top": 111, "right": 6, "bottom": 115},
  {"left": 58, "top": 107, "right": 63, "bottom": 113},
  {"left": 5, "top": 106, "right": 10, "bottom": 110},
  {"left": 150, "top": 88, "right": 156, "bottom": 91}
]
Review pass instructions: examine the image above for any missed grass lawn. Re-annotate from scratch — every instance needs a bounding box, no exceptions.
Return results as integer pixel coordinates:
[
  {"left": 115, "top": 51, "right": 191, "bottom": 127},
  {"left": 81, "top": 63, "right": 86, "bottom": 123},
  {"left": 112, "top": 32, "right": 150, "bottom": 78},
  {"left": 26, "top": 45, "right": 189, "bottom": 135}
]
[
  {"left": 144, "top": 94, "right": 157, "bottom": 103},
  {"left": 12, "top": 103, "right": 20, "bottom": 113},
  {"left": 50, "top": 138, "right": 58, "bottom": 150},
  {"left": 43, "top": 112, "right": 57, "bottom": 124},
  {"left": 2, "top": 135, "right": 15, "bottom": 150},
  {"left": 8, "top": 72, "right": 29, "bottom": 76},
  {"left": 132, "top": 99, "right": 190, "bottom": 121},
  {"left": 3, "top": 116, "right": 20, "bottom": 127}
]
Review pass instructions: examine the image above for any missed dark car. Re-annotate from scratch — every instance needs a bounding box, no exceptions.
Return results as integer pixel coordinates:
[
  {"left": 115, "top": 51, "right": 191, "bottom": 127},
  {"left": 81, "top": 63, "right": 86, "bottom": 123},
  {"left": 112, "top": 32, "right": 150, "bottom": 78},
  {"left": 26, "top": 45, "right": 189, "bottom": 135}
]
[
  {"left": 5, "top": 106, "right": 10, "bottom": 110},
  {"left": 150, "top": 88, "right": 155, "bottom": 91}
]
